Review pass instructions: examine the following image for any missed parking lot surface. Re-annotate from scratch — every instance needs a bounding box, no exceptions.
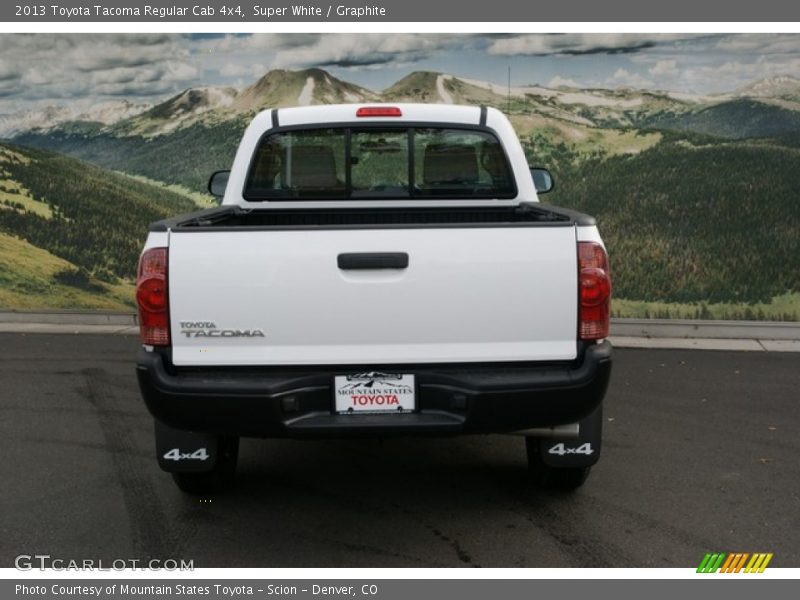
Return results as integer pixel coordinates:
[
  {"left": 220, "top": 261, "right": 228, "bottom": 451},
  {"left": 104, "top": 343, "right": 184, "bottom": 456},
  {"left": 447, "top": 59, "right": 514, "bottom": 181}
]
[{"left": 1, "top": 333, "right": 798, "bottom": 567}]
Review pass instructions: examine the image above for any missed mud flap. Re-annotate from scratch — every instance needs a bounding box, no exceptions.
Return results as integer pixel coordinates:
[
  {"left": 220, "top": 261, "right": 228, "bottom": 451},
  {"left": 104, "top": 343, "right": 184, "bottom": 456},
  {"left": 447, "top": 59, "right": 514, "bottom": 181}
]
[
  {"left": 539, "top": 404, "right": 602, "bottom": 468},
  {"left": 155, "top": 420, "right": 219, "bottom": 473}
]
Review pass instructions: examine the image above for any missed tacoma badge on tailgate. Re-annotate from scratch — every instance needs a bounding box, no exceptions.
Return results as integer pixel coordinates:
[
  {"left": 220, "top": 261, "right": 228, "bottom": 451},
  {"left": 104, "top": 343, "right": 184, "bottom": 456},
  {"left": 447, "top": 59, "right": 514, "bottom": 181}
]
[{"left": 179, "top": 321, "right": 265, "bottom": 338}]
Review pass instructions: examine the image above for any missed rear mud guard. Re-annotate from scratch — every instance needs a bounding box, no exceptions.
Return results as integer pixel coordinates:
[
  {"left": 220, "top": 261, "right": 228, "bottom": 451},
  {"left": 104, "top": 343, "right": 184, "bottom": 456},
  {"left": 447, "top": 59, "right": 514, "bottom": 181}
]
[
  {"left": 155, "top": 420, "right": 219, "bottom": 473},
  {"left": 538, "top": 403, "right": 603, "bottom": 468}
]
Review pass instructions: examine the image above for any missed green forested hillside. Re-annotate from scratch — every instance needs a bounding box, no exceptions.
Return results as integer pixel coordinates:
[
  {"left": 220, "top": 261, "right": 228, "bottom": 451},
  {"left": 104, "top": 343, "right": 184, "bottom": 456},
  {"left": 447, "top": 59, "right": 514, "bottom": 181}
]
[
  {"left": 639, "top": 99, "right": 800, "bottom": 139},
  {"left": 0, "top": 231, "right": 134, "bottom": 310},
  {"left": 10, "top": 129, "right": 800, "bottom": 318},
  {"left": 546, "top": 136, "right": 800, "bottom": 310},
  {"left": 15, "top": 119, "right": 247, "bottom": 193},
  {"left": 0, "top": 142, "right": 200, "bottom": 308}
]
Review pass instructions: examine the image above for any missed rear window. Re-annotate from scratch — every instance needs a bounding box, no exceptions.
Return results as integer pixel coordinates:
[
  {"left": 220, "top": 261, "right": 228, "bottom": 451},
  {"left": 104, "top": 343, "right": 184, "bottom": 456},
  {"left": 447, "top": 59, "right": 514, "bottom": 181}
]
[{"left": 243, "top": 126, "right": 516, "bottom": 200}]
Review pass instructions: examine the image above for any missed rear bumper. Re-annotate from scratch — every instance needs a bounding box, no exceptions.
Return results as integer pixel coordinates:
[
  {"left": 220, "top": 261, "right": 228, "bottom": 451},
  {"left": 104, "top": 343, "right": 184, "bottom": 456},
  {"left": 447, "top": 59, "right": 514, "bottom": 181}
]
[{"left": 136, "top": 341, "right": 612, "bottom": 438}]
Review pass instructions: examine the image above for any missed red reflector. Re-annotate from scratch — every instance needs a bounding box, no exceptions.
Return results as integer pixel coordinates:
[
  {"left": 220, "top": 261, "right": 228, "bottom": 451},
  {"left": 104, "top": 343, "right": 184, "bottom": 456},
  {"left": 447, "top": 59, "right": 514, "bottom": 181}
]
[
  {"left": 136, "top": 277, "right": 167, "bottom": 312},
  {"left": 136, "top": 247, "right": 170, "bottom": 346},
  {"left": 578, "top": 242, "right": 611, "bottom": 340},
  {"left": 580, "top": 268, "right": 611, "bottom": 307},
  {"left": 356, "top": 106, "right": 402, "bottom": 117}
]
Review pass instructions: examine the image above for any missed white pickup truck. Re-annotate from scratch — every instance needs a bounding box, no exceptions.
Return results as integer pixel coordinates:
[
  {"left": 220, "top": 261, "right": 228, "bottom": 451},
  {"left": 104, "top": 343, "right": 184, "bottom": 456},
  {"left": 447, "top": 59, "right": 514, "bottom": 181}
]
[{"left": 135, "top": 104, "right": 612, "bottom": 493}]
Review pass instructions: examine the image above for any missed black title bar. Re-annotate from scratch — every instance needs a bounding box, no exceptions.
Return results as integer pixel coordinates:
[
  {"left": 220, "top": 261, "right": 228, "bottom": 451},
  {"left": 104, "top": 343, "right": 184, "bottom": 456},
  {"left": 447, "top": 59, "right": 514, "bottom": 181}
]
[{"left": 4, "top": 0, "right": 800, "bottom": 22}]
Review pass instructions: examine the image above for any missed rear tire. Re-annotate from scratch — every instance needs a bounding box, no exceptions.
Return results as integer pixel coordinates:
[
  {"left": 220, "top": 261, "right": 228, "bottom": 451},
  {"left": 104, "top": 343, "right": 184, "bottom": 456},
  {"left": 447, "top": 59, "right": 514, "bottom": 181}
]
[
  {"left": 172, "top": 436, "right": 239, "bottom": 494},
  {"left": 525, "top": 437, "right": 591, "bottom": 491}
]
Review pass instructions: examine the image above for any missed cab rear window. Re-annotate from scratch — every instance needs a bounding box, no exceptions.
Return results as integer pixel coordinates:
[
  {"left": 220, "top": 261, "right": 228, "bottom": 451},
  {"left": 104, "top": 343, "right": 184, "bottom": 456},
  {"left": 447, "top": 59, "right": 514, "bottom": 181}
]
[{"left": 243, "top": 126, "right": 516, "bottom": 200}]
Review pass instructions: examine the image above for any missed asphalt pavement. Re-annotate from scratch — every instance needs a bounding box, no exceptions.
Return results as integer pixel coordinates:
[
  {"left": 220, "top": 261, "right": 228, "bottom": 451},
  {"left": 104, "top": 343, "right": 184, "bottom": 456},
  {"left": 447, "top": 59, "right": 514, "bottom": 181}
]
[{"left": 1, "top": 333, "right": 798, "bottom": 568}]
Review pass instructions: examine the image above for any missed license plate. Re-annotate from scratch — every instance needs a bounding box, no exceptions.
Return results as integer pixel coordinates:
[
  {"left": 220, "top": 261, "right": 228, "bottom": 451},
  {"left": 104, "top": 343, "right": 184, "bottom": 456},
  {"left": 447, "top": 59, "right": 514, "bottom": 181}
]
[{"left": 334, "top": 372, "right": 416, "bottom": 414}]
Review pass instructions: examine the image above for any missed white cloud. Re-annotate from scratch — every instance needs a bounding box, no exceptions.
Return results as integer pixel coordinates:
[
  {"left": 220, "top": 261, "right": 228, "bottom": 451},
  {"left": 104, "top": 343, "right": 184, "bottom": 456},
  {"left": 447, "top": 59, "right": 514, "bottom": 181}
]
[
  {"left": 271, "top": 34, "right": 470, "bottom": 68},
  {"left": 487, "top": 34, "right": 709, "bottom": 56},
  {"left": 649, "top": 60, "right": 679, "bottom": 78},
  {"left": 714, "top": 33, "right": 800, "bottom": 55},
  {"left": 211, "top": 33, "right": 320, "bottom": 53},
  {"left": 607, "top": 68, "right": 653, "bottom": 89},
  {"left": 547, "top": 75, "right": 579, "bottom": 88},
  {"left": 0, "top": 34, "right": 199, "bottom": 108},
  {"left": 4, "top": 33, "right": 800, "bottom": 115},
  {"left": 678, "top": 57, "right": 800, "bottom": 91},
  {"left": 219, "top": 62, "right": 249, "bottom": 78},
  {"left": 0, "top": 58, "right": 21, "bottom": 81}
]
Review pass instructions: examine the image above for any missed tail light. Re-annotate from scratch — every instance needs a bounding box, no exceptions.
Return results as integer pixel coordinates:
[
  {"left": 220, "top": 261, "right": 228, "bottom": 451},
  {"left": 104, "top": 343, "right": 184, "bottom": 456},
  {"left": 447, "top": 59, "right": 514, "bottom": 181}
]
[
  {"left": 578, "top": 241, "right": 611, "bottom": 340},
  {"left": 136, "top": 247, "right": 169, "bottom": 346}
]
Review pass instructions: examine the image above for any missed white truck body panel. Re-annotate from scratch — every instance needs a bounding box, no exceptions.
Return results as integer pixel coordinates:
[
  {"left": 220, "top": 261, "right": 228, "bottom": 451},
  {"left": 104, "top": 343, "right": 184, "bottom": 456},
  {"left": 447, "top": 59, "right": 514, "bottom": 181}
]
[
  {"left": 576, "top": 225, "right": 604, "bottom": 246},
  {"left": 168, "top": 226, "right": 579, "bottom": 366}
]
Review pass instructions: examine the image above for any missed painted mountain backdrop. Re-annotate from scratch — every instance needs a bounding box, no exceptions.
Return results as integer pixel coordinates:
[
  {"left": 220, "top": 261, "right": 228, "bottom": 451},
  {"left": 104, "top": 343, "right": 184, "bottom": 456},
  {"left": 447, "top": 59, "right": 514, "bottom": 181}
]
[{"left": 2, "top": 68, "right": 800, "bottom": 319}]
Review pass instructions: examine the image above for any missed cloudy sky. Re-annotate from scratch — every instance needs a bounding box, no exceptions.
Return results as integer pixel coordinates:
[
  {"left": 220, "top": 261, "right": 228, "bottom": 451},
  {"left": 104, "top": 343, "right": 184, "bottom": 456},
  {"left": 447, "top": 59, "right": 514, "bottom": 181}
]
[{"left": 1, "top": 33, "right": 800, "bottom": 113}]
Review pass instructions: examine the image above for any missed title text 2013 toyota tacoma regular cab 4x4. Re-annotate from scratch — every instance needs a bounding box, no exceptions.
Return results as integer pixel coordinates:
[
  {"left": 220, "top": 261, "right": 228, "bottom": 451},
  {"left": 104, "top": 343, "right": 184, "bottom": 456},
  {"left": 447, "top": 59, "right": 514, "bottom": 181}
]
[{"left": 135, "top": 104, "right": 612, "bottom": 493}]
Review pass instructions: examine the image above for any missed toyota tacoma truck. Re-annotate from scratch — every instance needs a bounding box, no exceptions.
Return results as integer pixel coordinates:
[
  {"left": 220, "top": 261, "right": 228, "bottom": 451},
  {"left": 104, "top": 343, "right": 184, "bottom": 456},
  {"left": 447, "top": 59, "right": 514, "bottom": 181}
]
[{"left": 135, "top": 103, "right": 612, "bottom": 494}]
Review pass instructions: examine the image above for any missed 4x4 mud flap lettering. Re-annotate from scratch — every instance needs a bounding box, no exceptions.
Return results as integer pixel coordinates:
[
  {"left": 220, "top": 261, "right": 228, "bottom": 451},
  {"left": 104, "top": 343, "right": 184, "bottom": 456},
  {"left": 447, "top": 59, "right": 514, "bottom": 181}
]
[
  {"left": 539, "top": 404, "right": 602, "bottom": 468},
  {"left": 155, "top": 420, "right": 219, "bottom": 473}
]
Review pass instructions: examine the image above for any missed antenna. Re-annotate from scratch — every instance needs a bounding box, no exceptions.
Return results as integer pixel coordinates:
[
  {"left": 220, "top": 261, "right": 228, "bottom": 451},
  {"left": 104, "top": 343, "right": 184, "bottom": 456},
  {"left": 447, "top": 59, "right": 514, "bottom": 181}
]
[{"left": 507, "top": 65, "right": 511, "bottom": 114}]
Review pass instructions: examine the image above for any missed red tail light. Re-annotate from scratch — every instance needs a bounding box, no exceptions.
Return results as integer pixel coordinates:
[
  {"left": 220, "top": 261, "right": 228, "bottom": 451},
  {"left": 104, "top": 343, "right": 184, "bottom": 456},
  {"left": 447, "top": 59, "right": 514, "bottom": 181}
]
[
  {"left": 578, "top": 242, "right": 611, "bottom": 340},
  {"left": 136, "top": 247, "right": 169, "bottom": 346},
  {"left": 356, "top": 106, "right": 402, "bottom": 117}
]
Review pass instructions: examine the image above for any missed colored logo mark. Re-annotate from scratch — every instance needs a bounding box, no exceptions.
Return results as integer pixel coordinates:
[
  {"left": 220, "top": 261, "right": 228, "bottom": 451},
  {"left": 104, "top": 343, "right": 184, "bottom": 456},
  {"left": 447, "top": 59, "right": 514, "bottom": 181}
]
[{"left": 697, "top": 552, "right": 773, "bottom": 573}]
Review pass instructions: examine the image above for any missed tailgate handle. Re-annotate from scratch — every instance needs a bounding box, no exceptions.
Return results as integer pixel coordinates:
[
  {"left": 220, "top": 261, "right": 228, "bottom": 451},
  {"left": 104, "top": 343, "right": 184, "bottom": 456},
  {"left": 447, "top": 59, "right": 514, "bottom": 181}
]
[{"left": 337, "top": 252, "right": 409, "bottom": 270}]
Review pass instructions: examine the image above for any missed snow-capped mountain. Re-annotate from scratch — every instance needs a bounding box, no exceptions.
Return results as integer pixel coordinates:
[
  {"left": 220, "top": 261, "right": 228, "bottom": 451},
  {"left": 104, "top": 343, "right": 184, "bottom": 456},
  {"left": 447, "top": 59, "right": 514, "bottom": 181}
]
[
  {"left": 736, "top": 75, "right": 800, "bottom": 99},
  {"left": 7, "top": 69, "right": 800, "bottom": 140}
]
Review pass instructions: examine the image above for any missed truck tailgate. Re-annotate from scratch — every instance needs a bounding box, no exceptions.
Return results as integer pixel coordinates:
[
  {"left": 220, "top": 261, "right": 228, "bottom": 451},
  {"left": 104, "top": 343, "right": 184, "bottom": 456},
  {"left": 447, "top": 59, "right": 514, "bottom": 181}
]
[{"left": 168, "top": 227, "right": 578, "bottom": 366}]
